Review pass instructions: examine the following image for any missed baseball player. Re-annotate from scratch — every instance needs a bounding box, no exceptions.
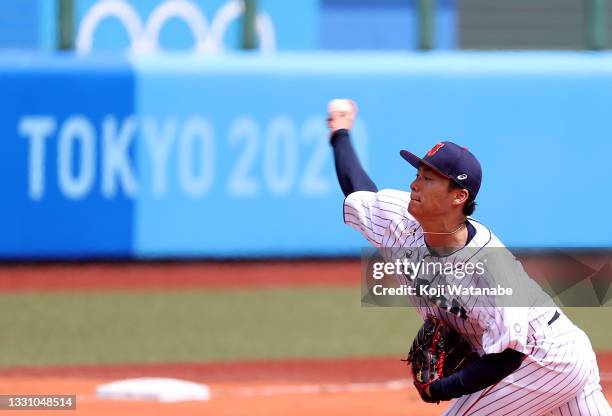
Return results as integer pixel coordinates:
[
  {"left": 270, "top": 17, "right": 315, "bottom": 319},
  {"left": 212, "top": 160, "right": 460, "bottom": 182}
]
[{"left": 327, "top": 99, "right": 611, "bottom": 415}]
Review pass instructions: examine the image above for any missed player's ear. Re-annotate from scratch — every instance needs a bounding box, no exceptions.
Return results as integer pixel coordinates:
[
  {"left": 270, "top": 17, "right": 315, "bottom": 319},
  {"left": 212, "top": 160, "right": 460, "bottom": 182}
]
[{"left": 452, "top": 188, "right": 469, "bottom": 207}]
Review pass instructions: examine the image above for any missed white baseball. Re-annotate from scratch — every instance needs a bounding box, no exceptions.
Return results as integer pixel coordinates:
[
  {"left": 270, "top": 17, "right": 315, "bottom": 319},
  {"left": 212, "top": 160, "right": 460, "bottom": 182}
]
[{"left": 328, "top": 99, "right": 354, "bottom": 114}]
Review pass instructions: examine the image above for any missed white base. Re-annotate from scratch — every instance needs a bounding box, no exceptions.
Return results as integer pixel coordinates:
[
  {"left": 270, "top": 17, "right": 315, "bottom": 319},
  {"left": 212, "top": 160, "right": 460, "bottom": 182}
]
[{"left": 96, "top": 377, "right": 211, "bottom": 403}]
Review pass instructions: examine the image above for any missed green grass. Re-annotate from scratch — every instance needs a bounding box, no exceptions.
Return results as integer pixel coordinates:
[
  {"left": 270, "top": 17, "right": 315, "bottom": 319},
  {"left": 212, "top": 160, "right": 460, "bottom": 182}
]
[
  {"left": 559, "top": 308, "right": 612, "bottom": 349},
  {"left": 0, "top": 288, "right": 610, "bottom": 367},
  {"left": 0, "top": 288, "right": 415, "bottom": 367}
]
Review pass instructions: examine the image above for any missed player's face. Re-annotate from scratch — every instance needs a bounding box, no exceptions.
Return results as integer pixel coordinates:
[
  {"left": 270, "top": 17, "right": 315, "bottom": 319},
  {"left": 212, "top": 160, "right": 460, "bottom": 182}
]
[{"left": 408, "top": 165, "right": 456, "bottom": 220}]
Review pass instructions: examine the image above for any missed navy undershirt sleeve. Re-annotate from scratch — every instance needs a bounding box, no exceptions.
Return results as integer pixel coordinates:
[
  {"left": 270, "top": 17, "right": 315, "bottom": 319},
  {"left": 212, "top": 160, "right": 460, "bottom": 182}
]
[
  {"left": 429, "top": 348, "right": 525, "bottom": 401},
  {"left": 330, "top": 129, "right": 378, "bottom": 196}
]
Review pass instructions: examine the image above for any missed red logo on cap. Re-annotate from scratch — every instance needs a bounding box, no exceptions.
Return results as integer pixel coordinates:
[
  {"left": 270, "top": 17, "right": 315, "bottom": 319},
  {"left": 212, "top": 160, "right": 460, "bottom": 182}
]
[{"left": 426, "top": 143, "right": 445, "bottom": 157}]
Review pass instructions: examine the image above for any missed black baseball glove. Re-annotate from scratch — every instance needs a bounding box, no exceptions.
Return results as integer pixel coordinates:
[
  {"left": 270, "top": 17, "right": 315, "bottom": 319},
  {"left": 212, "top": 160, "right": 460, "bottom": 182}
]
[{"left": 404, "top": 315, "right": 477, "bottom": 403}]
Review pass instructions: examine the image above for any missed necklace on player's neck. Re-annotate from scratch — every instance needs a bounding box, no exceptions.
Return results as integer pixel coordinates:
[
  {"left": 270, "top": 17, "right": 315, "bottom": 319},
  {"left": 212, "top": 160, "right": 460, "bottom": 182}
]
[{"left": 422, "top": 222, "right": 466, "bottom": 235}]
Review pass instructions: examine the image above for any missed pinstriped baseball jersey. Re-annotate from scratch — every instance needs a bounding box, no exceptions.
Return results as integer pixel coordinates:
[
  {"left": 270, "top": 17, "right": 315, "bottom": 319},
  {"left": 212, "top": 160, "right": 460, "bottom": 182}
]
[{"left": 344, "top": 188, "right": 612, "bottom": 415}]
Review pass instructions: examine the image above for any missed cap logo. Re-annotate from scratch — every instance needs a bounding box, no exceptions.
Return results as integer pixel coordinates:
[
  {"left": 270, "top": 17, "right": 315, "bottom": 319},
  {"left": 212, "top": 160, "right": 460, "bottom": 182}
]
[
  {"left": 457, "top": 174, "right": 468, "bottom": 180},
  {"left": 426, "top": 143, "right": 445, "bottom": 157}
]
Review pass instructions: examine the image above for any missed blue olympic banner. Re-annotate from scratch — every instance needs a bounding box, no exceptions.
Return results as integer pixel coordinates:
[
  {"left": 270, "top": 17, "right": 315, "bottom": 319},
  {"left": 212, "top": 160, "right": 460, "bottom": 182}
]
[
  {"left": 2, "top": 52, "right": 612, "bottom": 259},
  {"left": 0, "top": 55, "right": 135, "bottom": 258},
  {"left": 74, "top": 0, "right": 318, "bottom": 54}
]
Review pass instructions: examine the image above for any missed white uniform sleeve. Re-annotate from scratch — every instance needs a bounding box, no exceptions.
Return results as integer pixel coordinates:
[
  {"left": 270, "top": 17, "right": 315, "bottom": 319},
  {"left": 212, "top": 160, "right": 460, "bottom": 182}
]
[
  {"left": 343, "top": 189, "right": 415, "bottom": 247},
  {"left": 480, "top": 307, "right": 529, "bottom": 354}
]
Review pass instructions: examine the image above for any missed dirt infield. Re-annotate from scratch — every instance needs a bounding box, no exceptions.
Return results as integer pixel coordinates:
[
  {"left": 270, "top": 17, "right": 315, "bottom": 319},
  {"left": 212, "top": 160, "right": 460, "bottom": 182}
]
[
  {"left": 1, "top": 355, "right": 611, "bottom": 416},
  {"left": 0, "top": 357, "right": 440, "bottom": 416},
  {"left": 0, "top": 260, "right": 359, "bottom": 292},
  {"left": 0, "top": 357, "right": 447, "bottom": 416},
  {"left": 0, "top": 379, "right": 435, "bottom": 416}
]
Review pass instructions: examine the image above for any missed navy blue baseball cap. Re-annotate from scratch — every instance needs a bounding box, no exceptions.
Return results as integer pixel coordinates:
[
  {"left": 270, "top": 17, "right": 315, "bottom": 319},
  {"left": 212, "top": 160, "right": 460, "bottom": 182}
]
[{"left": 400, "top": 141, "right": 482, "bottom": 199}]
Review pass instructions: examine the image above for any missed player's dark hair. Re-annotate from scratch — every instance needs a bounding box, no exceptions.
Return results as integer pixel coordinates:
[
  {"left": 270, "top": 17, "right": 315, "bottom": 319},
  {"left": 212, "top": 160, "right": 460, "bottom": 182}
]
[{"left": 448, "top": 181, "right": 476, "bottom": 216}]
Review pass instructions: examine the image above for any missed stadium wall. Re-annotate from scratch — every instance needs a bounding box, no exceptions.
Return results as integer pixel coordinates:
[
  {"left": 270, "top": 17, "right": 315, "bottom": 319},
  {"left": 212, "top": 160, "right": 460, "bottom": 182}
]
[
  {"left": 2, "top": 52, "right": 611, "bottom": 259},
  {"left": 0, "top": 0, "right": 57, "bottom": 50}
]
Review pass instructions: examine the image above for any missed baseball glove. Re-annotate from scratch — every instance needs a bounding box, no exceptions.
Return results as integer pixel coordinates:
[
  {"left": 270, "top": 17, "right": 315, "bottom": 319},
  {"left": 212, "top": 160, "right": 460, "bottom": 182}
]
[{"left": 404, "top": 315, "right": 477, "bottom": 403}]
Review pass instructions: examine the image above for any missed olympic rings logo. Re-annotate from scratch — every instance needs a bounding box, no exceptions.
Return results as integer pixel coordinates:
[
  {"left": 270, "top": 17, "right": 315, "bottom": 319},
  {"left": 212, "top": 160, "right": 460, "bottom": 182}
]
[{"left": 76, "top": 0, "right": 277, "bottom": 55}]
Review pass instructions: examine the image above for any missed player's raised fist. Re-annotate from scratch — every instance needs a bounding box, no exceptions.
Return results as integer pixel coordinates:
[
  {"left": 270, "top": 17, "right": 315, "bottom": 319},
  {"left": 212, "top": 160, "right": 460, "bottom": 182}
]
[{"left": 327, "top": 98, "right": 357, "bottom": 133}]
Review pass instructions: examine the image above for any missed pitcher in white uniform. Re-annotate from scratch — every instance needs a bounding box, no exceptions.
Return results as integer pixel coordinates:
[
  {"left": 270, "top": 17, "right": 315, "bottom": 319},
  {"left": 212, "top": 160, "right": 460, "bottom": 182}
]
[{"left": 327, "top": 99, "right": 611, "bottom": 415}]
